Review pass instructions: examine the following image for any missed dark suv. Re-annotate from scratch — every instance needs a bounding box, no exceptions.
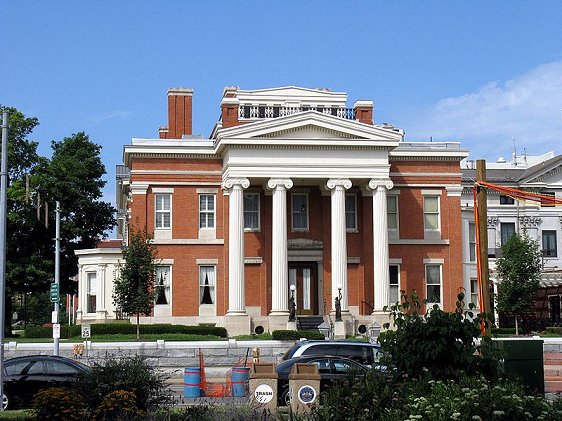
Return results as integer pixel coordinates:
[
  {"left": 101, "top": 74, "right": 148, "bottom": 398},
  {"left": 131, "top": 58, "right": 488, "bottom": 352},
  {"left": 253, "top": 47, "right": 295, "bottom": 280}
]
[{"left": 282, "top": 340, "right": 382, "bottom": 367}]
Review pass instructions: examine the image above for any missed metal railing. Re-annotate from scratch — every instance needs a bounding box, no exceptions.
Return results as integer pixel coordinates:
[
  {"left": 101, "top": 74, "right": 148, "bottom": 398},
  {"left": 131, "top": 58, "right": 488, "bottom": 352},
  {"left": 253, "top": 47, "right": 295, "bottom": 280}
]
[{"left": 239, "top": 105, "right": 355, "bottom": 120}]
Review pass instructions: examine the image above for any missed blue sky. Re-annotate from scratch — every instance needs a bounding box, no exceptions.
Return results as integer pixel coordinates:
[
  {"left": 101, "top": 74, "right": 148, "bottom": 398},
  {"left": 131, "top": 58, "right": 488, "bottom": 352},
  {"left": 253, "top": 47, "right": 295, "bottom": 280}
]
[{"left": 2, "top": 1, "right": 562, "bottom": 214}]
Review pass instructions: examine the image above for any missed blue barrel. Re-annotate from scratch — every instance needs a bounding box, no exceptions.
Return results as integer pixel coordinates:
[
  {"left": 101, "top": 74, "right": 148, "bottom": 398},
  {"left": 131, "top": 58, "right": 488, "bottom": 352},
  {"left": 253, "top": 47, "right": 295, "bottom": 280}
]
[
  {"left": 231, "top": 367, "right": 250, "bottom": 397},
  {"left": 184, "top": 367, "right": 201, "bottom": 398}
]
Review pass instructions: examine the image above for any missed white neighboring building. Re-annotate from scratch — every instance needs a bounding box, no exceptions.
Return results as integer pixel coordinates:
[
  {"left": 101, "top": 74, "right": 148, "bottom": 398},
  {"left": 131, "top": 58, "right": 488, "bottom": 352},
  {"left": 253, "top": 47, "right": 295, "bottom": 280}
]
[
  {"left": 75, "top": 240, "right": 122, "bottom": 323},
  {"left": 461, "top": 152, "right": 562, "bottom": 323}
]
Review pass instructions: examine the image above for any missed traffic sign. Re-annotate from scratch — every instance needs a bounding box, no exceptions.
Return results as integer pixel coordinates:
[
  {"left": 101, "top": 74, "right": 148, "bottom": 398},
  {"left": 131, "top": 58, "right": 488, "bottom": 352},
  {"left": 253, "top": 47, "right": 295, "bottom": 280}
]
[
  {"left": 50, "top": 283, "right": 59, "bottom": 303},
  {"left": 81, "top": 324, "right": 91, "bottom": 338},
  {"left": 52, "top": 323, "right": 60, "bottom": 339}
]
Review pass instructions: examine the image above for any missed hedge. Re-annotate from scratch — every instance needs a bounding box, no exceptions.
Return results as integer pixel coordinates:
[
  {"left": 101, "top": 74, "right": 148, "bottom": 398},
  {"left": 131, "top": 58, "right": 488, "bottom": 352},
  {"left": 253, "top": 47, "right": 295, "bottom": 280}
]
[
  {"left": 272, "top": 330, "right": 325, "bottom": 340},
  {"left": 545, "top": 326, "right": 562, "bottom": 335},
  {"left": 491, "top": 327, "right": 517, "bottom": 335},
  {"left": 23, "top": 323, "right": 227, "bottom": 338}
]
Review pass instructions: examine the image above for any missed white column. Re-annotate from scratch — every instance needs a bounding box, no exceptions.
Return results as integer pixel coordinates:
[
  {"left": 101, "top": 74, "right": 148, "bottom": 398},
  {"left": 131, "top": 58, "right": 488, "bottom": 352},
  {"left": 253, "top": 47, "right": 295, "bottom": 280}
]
[
  {"left": 369, "top": 179, "right": 394, "bottom": 312},
  {"left": 327, "top": 179, "right": 352, "bottom": 312},
  {"left": 268, "top": 178, "right": 293, "bottom": 315},
  {"left": 222, "top": 178, "right": 250, "bottom": 315}
]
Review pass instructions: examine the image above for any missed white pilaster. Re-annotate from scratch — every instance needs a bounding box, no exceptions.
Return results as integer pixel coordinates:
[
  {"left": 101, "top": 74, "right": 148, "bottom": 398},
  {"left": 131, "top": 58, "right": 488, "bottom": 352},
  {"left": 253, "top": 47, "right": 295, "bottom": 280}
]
[
  {"left": 327, "top": 179, "right": 352, "bottom": 312},
  {"left": 369, "top": 179, "right": 394, "bottom": 312},
  {"left": 268, "top": 178, "right": 293, "bottom": 315},
  {"left": 222, "top": 178, "right": 250, "bottom": 315}
]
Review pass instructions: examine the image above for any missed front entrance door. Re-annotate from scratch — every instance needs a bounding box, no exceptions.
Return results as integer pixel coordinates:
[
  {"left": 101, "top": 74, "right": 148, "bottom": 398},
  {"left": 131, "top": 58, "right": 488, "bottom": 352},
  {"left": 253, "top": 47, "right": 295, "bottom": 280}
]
[{"left": 288, "top": 263, "right": 318, "bottom": 315}]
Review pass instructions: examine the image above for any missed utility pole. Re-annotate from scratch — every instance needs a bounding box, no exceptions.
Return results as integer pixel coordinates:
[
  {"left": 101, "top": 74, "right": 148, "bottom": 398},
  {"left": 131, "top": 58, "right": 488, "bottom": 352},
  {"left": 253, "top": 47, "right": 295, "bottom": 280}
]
[
  {"left": 0, "top": 111, "right": 9, "bottom": 411},
  {"left": 53, "top": 202, "right": 61, "bottom": 355},
  {"left": 476, "top": 160, "right": 491, "bottom": 317}
]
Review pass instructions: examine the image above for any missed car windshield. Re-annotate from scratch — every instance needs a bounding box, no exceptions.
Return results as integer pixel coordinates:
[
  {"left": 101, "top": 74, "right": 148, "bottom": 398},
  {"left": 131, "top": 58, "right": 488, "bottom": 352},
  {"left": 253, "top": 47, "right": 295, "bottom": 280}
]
[{"left": 282, "top": 345, "right": 300, "bottom": 360}]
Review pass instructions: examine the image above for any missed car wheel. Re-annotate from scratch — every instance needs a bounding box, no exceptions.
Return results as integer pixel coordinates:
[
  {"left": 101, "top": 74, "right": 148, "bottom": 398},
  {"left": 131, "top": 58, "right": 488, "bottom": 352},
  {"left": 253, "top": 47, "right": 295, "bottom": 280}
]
[
  {"left": 279, "top": 387, "right": 291, "bottom": 406},
  {"left": 2, "top": 393, "right": 9, "bottom": 410}
]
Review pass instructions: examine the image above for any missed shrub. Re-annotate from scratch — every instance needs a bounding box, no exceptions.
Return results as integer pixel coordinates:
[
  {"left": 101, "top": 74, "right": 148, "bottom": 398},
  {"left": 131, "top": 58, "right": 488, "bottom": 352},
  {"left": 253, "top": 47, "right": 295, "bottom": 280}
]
[
  {"left": 91, "top": 390, "right": 145, "bottom": 421},
  {"left": 272, "top": 330, "right": 325, "bottom": 340},
  {"left": 491, "top": 327, "right": 517, "bottom": 335},
  {"left": 23, "top": 323, "right": 227, "bottom": 338},
  {"left": 76, "top": 355, "right": 172, "bottom": 412},
  {"left": 378, "top": 290, "right": 501, "bottom": 380},
  {"left": 32, "top": 387, "right": 85, "bottom": 421},
  {"left": 546, "top": 326, "right": 562, "bottom": 335}
]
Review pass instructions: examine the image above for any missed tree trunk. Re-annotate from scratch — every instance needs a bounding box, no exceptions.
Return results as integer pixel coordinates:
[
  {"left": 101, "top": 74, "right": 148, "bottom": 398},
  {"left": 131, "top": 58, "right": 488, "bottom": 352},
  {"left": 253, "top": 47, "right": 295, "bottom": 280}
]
[
  {"left": 136, "top": 314, "right": 140, "bottom": 339},
  {"left": 515, "top": 315, "right": 519, "bottom": 336}
]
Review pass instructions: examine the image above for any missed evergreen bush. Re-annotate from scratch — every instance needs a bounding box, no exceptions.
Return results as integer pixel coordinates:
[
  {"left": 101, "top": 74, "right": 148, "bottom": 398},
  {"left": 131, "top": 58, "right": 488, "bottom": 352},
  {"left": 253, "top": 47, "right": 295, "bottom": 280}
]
[{"left": 271, "top": 330, "right": 325, "bottom": 340}]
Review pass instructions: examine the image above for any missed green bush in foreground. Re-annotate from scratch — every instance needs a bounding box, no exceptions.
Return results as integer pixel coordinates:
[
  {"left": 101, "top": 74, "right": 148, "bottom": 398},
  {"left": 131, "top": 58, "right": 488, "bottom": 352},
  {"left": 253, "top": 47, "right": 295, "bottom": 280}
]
[
  {"left": 312, "top": 372, "right": 562, "bottom": 421},
  {"left": 32, "top": 387, "right": 85, "bottom": 421},
  {"left": 76, "top": 355, "right": 172, "bottom": 412}
]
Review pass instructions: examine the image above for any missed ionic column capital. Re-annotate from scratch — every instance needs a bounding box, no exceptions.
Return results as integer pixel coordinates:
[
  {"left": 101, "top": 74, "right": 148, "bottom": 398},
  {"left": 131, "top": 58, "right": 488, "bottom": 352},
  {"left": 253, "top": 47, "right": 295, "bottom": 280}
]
[
  {"left": 221, "top": 177, "right": 250, "bottom": 191},
  {"left": 326, "top": 179, "right": 352, "bottom": 190},
  {"left": 267, "top": 178, "right": 293, "bottom": 190},
  {"left": 368, "top": 179, "right": 394, "bottom": 191}
]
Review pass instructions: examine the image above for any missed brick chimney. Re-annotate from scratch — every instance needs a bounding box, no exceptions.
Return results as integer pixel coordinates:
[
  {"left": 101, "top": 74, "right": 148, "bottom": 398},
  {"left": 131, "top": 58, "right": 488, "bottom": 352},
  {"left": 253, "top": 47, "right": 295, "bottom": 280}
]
[
  {"left": 353, "top": 100, "right": 374, "bottom": 125},
  {"left": 167, "top": 88, "right": 193, "bottom": 138},
  {"left": 221, "top": 87, "right": 241, "bottom": 129}
]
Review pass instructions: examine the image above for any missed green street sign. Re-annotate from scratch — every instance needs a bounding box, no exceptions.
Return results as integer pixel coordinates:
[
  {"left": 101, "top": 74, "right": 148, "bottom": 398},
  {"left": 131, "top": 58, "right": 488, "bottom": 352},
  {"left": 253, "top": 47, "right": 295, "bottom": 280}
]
[{"left": 50, "top": 283, "right": 59, "bottom": 303}]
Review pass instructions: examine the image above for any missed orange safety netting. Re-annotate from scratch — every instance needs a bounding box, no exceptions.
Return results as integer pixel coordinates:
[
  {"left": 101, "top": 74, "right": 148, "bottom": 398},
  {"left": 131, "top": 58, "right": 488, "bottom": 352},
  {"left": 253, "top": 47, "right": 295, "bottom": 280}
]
[
  {"left": 472, "top": 181, "right": 562, "bottom": 336},
  {"left": 198, "top": 351, "right": 252, "bottom": 397}
]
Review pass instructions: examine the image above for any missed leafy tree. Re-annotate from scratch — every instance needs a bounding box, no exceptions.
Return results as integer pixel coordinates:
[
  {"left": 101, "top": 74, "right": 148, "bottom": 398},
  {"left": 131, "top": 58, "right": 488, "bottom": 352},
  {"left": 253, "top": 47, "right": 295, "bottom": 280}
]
[
  {"left": 495, "top": 233, "right": 542, "bottom": 335},
  {"left": 113, "top": 227, "right": 157, "bottom": 339},
  {"left": 32, "top": 132, "right": 115, "bottom": 294}
]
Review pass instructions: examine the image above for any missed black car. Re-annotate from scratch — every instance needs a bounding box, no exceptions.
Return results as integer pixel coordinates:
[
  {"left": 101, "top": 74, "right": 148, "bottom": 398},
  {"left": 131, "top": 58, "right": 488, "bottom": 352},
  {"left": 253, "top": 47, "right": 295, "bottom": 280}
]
[
  {"left": 282, "top": 340, "right": 382, "bottom": 367},
  {"left": 2, "top": 355, "right": 91, "bottom": 409},
  {"left": 275, "top": 355, "right": 368, "bottom": 405}
]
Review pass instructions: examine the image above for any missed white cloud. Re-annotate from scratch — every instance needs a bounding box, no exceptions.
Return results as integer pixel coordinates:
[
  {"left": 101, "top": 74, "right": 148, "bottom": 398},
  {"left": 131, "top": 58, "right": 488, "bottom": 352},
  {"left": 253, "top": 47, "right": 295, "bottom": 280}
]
[
  {"left": 406, "top": 61, "right": 562, "bottom": 160},
  {"left": 92, "top": 110, "right": 132, "bottom": 124}
]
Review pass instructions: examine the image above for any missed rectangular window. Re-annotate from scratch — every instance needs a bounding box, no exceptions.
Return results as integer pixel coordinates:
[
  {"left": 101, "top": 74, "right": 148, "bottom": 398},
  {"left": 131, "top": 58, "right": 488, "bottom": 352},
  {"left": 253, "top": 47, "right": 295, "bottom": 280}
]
[
  {"left": 292, "top": 193, "right": 309, "bottom": 230},
  {"left": 389, "top": 265, "right": 400, "bottom": 305},
  {"left": 244, "top": 193, "right": 260, "bottom": 230},
  {"left": 155, "top": 266, "right": 171, "bottom": 305},
  {"left": 541, "top": 192, "right": 556, "bottom": 208},
  {"left": 469, "top": 223, "right": 476, "bottom": 262},
  {"left": 86, "top": 272, "right": 96, "bottom": 313},
  {"left": 199, "top": 266, "right": 216, "bottom": 305},
  {"left": 199, "top": 194, "right": 215, "bottom": 229},
  {"left": 543, "top": 230, "right": 558, "bottom": 257},
  {"left": 500, "top": 195, "right": 515, "bottom": 205},
  {"left": 423, "top": 196, "right": 440, "bottom": 231},
  {"left": 345, "top": 193, "right": 357, "bottom": 231},
  {"left": 425, "top": 264, "right": 442, "bottom": 306},
  {"left": 155, "top": 194, "right": 171, "bottom": 229},
  {"left": 470, "top": 278, "right": 479, "bottom": 307},
  {"left": 387, "top": 196, "right": 399, "bottom": 230},
  {"left": 500, "top": 222, "right": 515, "bottom": 246}
]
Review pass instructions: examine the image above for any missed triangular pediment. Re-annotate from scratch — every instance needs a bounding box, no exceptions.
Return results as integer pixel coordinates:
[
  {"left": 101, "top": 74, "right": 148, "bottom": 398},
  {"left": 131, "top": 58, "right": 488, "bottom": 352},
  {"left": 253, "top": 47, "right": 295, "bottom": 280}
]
[
  {"left": 217, "top": 111, "right": 403, "bottom": 143},
  {"left": 519, "top": 155, "right": 562, "bottom": 186}
]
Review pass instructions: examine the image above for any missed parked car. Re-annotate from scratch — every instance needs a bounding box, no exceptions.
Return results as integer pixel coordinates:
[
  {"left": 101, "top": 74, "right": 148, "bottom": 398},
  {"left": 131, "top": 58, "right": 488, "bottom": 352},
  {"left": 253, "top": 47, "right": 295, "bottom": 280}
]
[
  {"left": 282, "top": 340, "right": 382, "bottom": 367},
  {"left": 275, "top": 355, "right": 368, "bottom": 405},
  {"left": 2, "top": 355, "right": 91, "bottom": 409}
]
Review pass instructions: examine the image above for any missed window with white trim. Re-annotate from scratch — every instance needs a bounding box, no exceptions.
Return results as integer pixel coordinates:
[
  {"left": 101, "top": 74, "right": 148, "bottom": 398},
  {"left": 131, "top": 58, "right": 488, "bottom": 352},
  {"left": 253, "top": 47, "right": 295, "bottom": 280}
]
[
  {"left": 244, "top": 193, "right": 260, "bottom": 230},
  {"left": 199, "top": 266, "right": 216, "bottom": 305},
  {"left": 470, "top": 278, "right": 479, "bottom": 307},
  {"left": 500, "top": 222, "right": 515, "bottom": 246},
  {"left": 155, "top": 266, "right": 171, "bottom": 305},
  {"left": 345, "top": 193, "right": 357, "bottom": 231},
  {"left": 469, "top": 223, "right": 476, "bottom": 262},
  {"left": 423, "top": 196, "right": 440, "bottom": 232},
  {"left": 542, "top": 230, "right": 557, "bottom": 257},
  {"left": 425, "top": 264, "right": 442, "bottom": 306},
  {"left": 155, "top": 194, "right": 171, "bottom": 229},
  {"left": 292, "top": 193, "right": 309, "bottom": 230},
  {"left": 387, "top": 195, "right": 399, "bottom": 231},
  {"left": 199, "top": 194, "right": 215, "bottom": 229},
  {"left": 86, "top": 272, "right": 96, "bottom": 313},
  {"left": 389, "top": 265, "right": 400, "bottom": 305}
]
